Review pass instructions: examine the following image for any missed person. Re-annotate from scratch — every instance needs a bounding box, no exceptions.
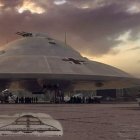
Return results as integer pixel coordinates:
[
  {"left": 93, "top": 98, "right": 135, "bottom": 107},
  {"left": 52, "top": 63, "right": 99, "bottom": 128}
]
[
  {"left": 15, "top": 97, "right": 18, "bottom": 104},
  {"left": 35, "top": 97, "right": 38, "bottom": 103},
  {"left": 21, "top": 97, "right": 24, "bottom": 104}
]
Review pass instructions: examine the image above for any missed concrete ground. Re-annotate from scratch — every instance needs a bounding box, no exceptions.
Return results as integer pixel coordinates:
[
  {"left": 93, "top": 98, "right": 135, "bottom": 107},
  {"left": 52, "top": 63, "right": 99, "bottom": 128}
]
[{"left": 0, "top": 103, "right": 140, "bottom": 140}]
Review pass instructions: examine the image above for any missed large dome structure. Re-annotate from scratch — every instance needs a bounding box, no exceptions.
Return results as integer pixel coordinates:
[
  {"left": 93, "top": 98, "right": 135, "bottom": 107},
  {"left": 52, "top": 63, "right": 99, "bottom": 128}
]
[{"left": 0, "top": 32, "right": 139, "bottom": 91}]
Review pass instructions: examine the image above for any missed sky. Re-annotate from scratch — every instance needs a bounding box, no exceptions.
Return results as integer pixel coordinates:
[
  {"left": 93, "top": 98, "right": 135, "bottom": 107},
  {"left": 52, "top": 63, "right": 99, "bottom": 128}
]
[{"left": 0, "top": 0, "right": 140, "bottom": 77}]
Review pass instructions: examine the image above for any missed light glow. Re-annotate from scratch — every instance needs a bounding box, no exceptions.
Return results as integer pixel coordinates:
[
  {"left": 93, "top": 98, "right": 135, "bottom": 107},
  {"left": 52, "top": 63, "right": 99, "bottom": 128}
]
[
  {"left": 127, "top": 5, "right": 140, "bottom": 14},
  {"left": 17, "top": 1, "right": 45, "bottom": 14},
  {"left": 0, "top": 2, "right": 4, "bottom": 7},
  {"left": 54, "top": 0, "right": 67, "bottom": 5},
  {"left": 80, "top": 4, "right": 90, "bottom": 9}
]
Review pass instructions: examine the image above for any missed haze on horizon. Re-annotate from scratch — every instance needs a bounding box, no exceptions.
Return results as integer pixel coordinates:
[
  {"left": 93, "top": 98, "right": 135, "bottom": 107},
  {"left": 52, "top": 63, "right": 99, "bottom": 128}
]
[{"left": 0, "top": 0, "right": 139, "bottom": 77}]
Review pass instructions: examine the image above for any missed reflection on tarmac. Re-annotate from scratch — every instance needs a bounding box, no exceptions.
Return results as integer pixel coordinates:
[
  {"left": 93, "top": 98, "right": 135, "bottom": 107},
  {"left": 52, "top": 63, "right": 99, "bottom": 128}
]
[{"left": 0, "top": 113, "right": 63, "bottom": 137}]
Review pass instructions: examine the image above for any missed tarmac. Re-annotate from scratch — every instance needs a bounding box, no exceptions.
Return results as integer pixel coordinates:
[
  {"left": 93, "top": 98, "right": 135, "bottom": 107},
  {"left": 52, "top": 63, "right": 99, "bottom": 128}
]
[{"left": 0, "top": 103, "right": 140, "bottom": 140}]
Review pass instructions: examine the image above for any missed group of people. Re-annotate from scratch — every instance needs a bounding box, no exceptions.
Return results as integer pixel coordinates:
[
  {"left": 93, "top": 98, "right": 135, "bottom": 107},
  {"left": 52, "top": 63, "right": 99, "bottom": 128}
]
[
  {"left": 15, "top": 97, "right": 38, "bottom": 104},
  {"left": 68, "top": 96, "right": 101, "bottom": 104}
]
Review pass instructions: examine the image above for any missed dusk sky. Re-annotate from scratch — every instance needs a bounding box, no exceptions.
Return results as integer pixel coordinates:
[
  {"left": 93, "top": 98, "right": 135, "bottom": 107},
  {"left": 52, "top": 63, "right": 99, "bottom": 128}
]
[{"left": 0, "top": 0, "right": 140, "bottom": 77}]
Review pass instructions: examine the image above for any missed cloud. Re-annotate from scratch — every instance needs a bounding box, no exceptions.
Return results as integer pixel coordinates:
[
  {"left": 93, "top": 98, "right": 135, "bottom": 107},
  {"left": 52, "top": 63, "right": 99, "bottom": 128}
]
[
  {"left": 0, "top": 0, "right": 22, "bottom": 8},
  {"left": 127, "top": 46, "right": 140, "bottom": 51},
  {"left": 0, "top": 0, "right": 140, "bottom": 57}
]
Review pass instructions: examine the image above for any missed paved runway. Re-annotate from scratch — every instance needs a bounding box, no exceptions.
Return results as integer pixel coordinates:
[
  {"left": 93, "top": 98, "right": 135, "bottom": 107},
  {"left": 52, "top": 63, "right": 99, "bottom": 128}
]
[{"left": 0, "top": 103, "right": 140, "bottom": 140}]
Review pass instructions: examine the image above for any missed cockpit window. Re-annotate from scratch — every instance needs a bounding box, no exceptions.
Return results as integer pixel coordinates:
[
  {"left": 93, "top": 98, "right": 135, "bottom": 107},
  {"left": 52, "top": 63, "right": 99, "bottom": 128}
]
[
  {"left": 62, "top": 58, "right": 85, "bottom": 64},
  {"left": 0, "top": 50, "right": 5, "bottom": 55}
]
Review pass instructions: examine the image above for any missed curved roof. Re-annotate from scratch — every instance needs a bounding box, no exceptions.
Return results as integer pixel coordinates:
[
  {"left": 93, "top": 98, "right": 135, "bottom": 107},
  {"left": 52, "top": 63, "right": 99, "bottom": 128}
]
[{"left": 0, "top": 33, "right": 134, "bottom": 81}]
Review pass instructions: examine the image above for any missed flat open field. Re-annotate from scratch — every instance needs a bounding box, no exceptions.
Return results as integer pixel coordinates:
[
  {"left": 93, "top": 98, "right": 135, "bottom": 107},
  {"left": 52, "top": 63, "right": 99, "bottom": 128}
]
[{"left": 0, "top": 103, "right": 140, "bottom": 140}]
